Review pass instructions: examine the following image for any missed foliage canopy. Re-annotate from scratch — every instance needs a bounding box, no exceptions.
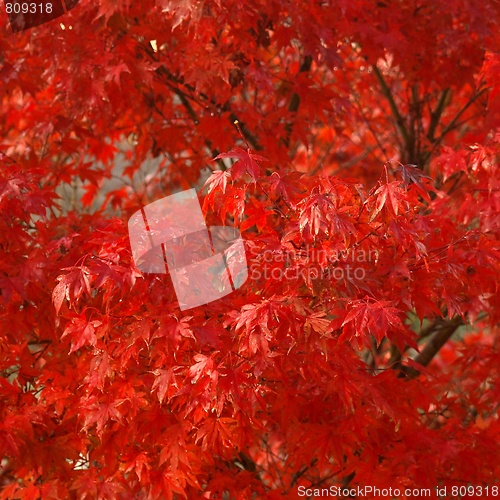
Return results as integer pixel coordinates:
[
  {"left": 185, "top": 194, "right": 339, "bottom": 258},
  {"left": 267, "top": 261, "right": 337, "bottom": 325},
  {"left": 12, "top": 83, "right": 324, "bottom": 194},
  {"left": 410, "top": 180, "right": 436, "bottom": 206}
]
[{"left": 1, "top": 0, "right": 500, "bottom": 498}]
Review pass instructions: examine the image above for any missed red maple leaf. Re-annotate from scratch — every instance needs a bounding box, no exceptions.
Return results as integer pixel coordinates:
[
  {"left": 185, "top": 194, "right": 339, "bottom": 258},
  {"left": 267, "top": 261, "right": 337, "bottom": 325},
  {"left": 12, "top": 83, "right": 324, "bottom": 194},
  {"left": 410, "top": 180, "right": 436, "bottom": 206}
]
[{"left": 214, "top": 147, "right": 268, "bottom": 180}]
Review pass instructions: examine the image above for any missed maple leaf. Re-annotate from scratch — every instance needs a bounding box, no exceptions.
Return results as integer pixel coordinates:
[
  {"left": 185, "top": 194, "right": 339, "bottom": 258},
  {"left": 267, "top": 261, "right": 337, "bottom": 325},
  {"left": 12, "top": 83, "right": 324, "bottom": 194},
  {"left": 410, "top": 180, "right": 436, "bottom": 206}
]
[
  {"left": 480, "top": 51, "right": 500, "bottom": 100},
  {"left": 84, "top": 352, "right": 112, "bottom": 391},
  {"left": 433, "top": 147, "right": 468, "bottom": 181},
  {"left": 214, "top": 147, "right": 268, "bottom": 180},
  {"left": 299, "top": 201, "right": 323, "bottom": 236},
  {"left": 240, "top": 197, "right": 272, "bottom": 232},
  {"left": 96, "top": 479, "right": 125, "bottom": 499},
  {"left": 81, "top": 394, "right": 125, "bottom": 435},
  {"left": 61, "top": 313, "right": 103, "bottom": 353},
  {"left": 160, "top": 0, "right": 206, "bottom": 30},
  {"left": 233, "top": 303, "right": 260, "bottom": 332},
  {"left": 327, "top": 205, "right": 357, "bottom": 244},
  {"left": 158, "top": 422, "right": 190, "bottom": 474},
  {"left": 52, "top": 265, "right": 93, "bottom": 315},
  {"left": 397, "top": 163, "right": 433, "bottom": 199},
  {"left": 124, "top": 452, "right": 150, "bottom": 482},
  {"left": 304, "top": 311, "right": 333, "bottom": 336},
  {"left": 370, "top": 181, "right": 407, "bottom": 220},
  {"left": 204, "top": 169, "right": 231, "bottom": 195},
  {"left": 335, "top": 298, "right": 406, "bottom": 346},
  {"left": 195, "top": 417, "right": 237, "bottom": 452},
  {"left": 106, "top": 62, "right": 131, "bottom": 87},
  {"left": 188, "top": 353, "right": 217, "bottom": 384},
  {"left": 267, "top": 171, "right": 301, "bottom": 208},
  {"left": 151, "top": 367, "right": 179, "bottom": 403}
]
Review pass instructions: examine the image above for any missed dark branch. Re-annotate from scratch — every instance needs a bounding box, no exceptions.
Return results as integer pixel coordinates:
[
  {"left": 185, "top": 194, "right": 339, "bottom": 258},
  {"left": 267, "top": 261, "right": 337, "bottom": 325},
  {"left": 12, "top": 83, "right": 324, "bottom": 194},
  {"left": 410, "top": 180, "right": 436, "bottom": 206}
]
[
  {"left": 283, "top": 55, "right": 313, "bottom": 148},
  {"left": 373, "top": 64, "right": 411, "bottom": 153},
  {"left": 400, "top": 316, "right": 463, "bottom": 378},
  {"left": 427, "top": 88, "right": 451, "bottom": 142}
]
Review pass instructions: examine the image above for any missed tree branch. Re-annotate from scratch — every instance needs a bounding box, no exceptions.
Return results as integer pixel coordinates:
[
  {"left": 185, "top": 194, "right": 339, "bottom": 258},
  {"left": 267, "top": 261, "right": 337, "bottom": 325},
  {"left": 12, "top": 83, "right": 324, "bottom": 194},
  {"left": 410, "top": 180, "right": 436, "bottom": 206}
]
[
  {"left": 342, "top": 71, "right": 389, "bottom": 162},
  {"left": 427, "top": 88, "right": 451, "bottom": 142},
  {"left": 422, "top": 87, "right": 488, "bottom": 166},
  {"left": 373, "top": 65, "right": 411, "bottom": 153},
  {"left": 140, "top": 41, "right": 263, "bottom": 152},
  {"left": 433, "top": 88, "right": 488, "bottom": 145},
  {"left": 400, "top": 316, "right": 463, "bottom": 378},
  {"left": 283, "top": 55, "right": 313, "bottom": 149}
]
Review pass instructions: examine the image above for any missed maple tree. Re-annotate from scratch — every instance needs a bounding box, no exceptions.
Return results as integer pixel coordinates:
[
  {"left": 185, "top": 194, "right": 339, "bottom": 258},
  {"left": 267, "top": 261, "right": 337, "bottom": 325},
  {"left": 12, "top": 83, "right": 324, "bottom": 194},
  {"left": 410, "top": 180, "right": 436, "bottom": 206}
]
[{"left": 1, "top": 0, "right": 500, "bottom": 498}]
